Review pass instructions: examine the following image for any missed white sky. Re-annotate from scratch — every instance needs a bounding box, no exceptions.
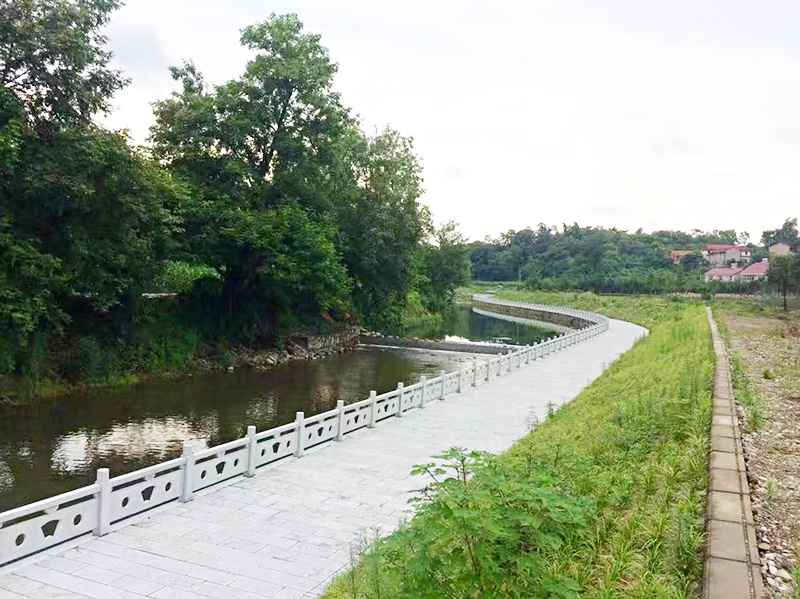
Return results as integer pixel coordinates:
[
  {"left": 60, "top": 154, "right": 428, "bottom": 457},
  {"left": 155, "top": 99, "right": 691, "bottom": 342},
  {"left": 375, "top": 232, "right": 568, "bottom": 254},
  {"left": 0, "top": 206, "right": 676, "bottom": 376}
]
[{"left": 101, "top": 0, "right": 800, "bottom": 243}]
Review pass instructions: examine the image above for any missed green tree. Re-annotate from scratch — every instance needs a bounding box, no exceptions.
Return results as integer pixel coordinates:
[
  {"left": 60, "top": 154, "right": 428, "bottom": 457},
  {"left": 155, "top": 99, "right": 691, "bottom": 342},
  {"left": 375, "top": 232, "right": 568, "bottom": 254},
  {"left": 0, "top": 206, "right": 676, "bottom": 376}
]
[
  {"left": 0, "top": 0, "right": 126, "bottom": 132},
  {"left": 336, "top": 128, "right": 429, "bottom": 330},
  {"left": 0, "top": 0, "right": 186, "bottom": 384},
  {"left": 151, "top": 14, "right": 371, "bottom": 339},
  {"left": 151, "top": 13, "right": 351, "bottom": 213},
  {"left": 766, "top": 255, "right": 799, "bottom": 310},
  {"left": 761, "top": 217, "right": 798, "bottom": 248},
  {"left": 420, "top": 221, "right": 471, "bottom": 312}
]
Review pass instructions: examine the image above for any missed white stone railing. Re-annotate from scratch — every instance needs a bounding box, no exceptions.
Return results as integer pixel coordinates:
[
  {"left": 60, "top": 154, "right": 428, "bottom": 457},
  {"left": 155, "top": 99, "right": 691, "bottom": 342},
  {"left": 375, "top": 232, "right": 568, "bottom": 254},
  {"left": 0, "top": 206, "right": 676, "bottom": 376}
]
[{"left": 0, "top": 299, "right": 609, "bottom": 567}]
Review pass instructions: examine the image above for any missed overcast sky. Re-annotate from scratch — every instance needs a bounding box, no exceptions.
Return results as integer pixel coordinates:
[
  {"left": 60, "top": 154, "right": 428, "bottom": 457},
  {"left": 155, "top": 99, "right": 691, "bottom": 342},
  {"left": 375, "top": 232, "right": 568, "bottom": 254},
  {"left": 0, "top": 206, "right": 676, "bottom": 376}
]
[{"left": 100, "top": 0, "right": 800, "bottom": 243}]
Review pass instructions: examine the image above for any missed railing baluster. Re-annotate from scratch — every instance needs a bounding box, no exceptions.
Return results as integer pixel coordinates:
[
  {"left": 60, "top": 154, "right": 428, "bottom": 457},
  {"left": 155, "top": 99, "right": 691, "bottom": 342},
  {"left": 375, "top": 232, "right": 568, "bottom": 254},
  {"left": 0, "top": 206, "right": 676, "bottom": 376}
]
[
  {"left": 295, "top": 412, "right": 305, "bottom": 457},
  {"left": 94, "top": 468, "right": 111, "bottom": 536},
  {"left": 396, "top": 383, "right": 404, "bottom": 417},
  {"left": 245, "top": 425, "right": 257, "bottom": 477},
  {"left": 368, "top": 390, "right": 377, "bottom": 428},
  {"left": 180, "top": 444, "right": 194, "bottom": 503},
  {"left": 336, "top": 401, "right": 345, "bottom": 440}
]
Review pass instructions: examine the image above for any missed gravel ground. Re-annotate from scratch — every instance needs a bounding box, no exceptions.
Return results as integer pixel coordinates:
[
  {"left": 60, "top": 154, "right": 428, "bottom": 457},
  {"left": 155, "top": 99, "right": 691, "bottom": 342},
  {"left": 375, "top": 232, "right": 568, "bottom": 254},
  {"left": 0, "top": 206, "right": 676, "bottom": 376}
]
[{"left": 725, "top": 313, "right": 800, "bottom": 598}]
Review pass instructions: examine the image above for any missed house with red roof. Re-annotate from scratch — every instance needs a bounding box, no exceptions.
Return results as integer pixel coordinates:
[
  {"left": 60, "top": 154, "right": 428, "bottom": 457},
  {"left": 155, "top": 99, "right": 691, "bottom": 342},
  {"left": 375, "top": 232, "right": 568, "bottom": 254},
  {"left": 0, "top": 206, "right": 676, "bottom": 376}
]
[
  {"left": 704, "top": 259, "right": 769, "bottom": 283},
  {"left": 702, "top": 244, "right": 751, "bottom": 267},
  {"left": 704, "top": 266, "right": 744, "bottom": 282},
  {"left": 736, "top": 260, "right": 769, "bottom": 282}
]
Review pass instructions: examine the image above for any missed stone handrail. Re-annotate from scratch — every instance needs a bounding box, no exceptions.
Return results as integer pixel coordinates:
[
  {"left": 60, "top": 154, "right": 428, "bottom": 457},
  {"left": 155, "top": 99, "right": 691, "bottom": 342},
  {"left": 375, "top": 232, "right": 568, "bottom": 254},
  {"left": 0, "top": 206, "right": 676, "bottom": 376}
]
[{"left": 0, "top": 299, "right": 610, "bottom": 567}]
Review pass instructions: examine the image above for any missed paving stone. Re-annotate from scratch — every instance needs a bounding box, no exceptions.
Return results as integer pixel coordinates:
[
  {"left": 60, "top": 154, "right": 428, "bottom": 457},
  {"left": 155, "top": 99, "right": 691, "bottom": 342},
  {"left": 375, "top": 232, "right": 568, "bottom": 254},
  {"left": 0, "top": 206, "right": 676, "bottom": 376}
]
[
  {"left": 708, "top": 491, "right": 743, "bottom": 523},
  {"left": 710, "top": 468, "right": 743, "bottom": 494},
  {"left": 711, "top": 451, "right": 739, "bottom": 471},
  {"left": 712, "top": 414, "right": 735, "bottom": 426},
  {"left": 708, "top": 519, "right": 747, "bottom": 562},
  {"left": 710, "top": 425, "right": 736, "bottom": 439},
  {"left": 711, "top": 435, "right": 737, "bottom": 453},
  {"left": 745, "top": 524, "right": 761, "bottom": 566},
  {"left": 706, "top": 557, "right": 751, "bottom": 599}
]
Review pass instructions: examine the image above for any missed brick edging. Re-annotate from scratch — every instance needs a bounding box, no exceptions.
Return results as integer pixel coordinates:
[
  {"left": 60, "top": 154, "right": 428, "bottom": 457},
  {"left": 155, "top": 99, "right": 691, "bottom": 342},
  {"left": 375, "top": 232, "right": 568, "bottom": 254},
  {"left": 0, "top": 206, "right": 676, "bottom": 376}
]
[{"left": 704, "top": 306, "right": 764, "bottom": 599}]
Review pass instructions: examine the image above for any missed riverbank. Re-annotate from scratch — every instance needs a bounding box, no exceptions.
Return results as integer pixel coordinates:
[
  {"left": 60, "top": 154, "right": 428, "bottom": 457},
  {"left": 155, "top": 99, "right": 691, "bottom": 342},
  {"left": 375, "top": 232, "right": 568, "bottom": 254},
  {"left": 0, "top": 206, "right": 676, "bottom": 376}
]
[
  {"left": 0, "top": 324, "right": 362, "bottom": 402},
  {"left": 322, "top": 293, "right": 712, "bottom": 599}
]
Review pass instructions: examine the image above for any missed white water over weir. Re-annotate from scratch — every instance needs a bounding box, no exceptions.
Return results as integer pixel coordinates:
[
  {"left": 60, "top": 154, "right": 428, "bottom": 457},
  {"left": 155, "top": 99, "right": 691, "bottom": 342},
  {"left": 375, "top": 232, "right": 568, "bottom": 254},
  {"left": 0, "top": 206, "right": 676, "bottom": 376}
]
[{"left": 0, "top": 299, "right": 649, "bottom": 599}]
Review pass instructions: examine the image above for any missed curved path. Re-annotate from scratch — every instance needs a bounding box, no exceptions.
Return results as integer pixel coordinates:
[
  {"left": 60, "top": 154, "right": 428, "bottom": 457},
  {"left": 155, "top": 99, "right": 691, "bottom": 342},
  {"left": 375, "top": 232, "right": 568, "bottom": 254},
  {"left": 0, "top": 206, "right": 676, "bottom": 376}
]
[{"left": 0, "top": 317, "right": 646, "bottom": 599}]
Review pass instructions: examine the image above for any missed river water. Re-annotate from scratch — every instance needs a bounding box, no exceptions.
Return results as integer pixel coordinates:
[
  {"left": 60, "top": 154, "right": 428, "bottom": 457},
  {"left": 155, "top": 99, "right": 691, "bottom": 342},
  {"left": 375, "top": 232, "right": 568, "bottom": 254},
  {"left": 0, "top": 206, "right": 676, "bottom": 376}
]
[{"left": 0, "top": 306, "right": 555, "bottom": 511}]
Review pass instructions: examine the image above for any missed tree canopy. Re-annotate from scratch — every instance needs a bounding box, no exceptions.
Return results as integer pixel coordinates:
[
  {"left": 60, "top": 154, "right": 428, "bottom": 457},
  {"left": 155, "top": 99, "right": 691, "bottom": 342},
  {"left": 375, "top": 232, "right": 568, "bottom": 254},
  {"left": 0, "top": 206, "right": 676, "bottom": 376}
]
[{"left": 0, "top": 8, "right": 461, "bottom": 390}]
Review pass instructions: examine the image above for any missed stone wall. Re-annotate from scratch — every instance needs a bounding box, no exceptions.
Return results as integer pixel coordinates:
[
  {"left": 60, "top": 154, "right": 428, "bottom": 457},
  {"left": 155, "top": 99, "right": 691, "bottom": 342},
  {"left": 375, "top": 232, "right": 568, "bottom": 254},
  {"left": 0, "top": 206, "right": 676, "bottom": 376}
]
[{"left": 472, "top": 298, "right": 590, "bottom": 330}]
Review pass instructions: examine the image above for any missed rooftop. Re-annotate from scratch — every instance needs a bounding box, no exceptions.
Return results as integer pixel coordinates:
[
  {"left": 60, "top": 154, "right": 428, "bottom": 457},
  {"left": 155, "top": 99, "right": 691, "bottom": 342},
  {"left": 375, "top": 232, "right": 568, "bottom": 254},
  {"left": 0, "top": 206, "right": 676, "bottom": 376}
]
[
  {"left": 705, "top": 267, "right": 744, "bottom": 277},
  {"left": 738, "top": 261, "right": 769, "bottom": 276}
]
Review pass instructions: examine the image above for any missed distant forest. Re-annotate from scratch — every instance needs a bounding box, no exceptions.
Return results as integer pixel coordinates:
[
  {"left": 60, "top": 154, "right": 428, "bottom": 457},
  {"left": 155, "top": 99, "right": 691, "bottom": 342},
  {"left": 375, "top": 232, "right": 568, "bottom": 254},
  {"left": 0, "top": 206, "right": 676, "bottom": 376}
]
[{"left": 468, "top": 225, "right": 764, "bottom": 293}]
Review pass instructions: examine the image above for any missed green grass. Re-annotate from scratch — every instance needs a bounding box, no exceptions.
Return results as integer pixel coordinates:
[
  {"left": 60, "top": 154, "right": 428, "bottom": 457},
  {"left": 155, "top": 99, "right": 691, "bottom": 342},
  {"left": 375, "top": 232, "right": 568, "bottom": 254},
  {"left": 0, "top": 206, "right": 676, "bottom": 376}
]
[
  {"left": 322, "top": 293, "right": 712, "bottom": 599},
  {"left": 712, "top": 307, "right": 766, "bottom": 431}
]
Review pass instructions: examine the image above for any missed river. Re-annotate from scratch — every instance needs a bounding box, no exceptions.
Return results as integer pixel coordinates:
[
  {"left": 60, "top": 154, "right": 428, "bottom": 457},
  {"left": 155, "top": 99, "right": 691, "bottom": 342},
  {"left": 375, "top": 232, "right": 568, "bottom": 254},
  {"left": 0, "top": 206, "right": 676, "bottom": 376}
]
[{"left": 0, "top": 305, "right": 555, "bottom": 511}]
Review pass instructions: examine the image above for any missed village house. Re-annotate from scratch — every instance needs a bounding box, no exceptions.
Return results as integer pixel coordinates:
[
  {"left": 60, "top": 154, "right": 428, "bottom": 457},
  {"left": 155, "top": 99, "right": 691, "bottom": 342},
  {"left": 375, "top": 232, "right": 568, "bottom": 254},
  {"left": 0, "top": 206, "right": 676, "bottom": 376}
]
[
  {"left": 768, "top": 241, "right": 795, "bottom": 257},
  {"left": 702, "top": 244, "right": 751, "bottom": 267},
  {"left": 704, "top": 266, "right": 744, "bottom": 282},
  {"left": 670, "top": 250, "right": 693, "bottom": 264},
  {"left": 704, "top": 258, "right": 769, "bottom": 283},
  {"left": 736, "top": 260, "right": 769, "bottom": 282}
]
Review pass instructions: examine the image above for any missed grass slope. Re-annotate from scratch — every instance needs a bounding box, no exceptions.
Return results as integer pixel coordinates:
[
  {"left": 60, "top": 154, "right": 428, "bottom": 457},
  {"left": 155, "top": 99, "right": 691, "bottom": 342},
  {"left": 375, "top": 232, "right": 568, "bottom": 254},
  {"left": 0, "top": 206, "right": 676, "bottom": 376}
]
[{"left": 322, "top": 293, "right": 712, "bottom": 599}]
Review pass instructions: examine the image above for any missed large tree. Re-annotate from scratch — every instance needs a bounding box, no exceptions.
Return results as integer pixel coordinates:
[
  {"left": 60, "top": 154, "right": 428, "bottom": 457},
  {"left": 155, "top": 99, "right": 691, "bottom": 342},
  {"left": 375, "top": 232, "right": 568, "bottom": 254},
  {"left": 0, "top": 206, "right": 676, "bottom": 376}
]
[
  {"left": 0, "top": 0, "right": 126, "bottom": 132},
  {"left": 0, "top": 0, "right": 185, "bottom": 379},
  {"left": 336, "top": 128, "right": 429, "bottom": 329},
  {"left": 767, "top": 255, "right": 799, "bottom": 310},
  {"left": 152, "top": 15, "right": 429, "bottom": 336},
  {"left": 151, "top": 14, "right": 360, "bottom": 338},
  {"left": 420, "top": 221, "right": 471, "bottom": 312},
  {"left": 761, "top": 217, "right": 798, "bottom": 248}
]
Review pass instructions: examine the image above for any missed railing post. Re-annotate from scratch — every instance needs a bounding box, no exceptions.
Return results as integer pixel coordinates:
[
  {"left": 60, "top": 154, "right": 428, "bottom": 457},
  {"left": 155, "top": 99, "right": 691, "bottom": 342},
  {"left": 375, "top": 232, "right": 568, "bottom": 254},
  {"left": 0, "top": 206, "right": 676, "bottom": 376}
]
[
  {"left": 507, "top": 350, "right": 513, "bottom": 372},
  {"left": 525, "top": 345, "right": 531, "bottom": 364},
  {"left": 94, "top": 468, "right": 111, "bottom": 536},
  {"left": 396, "top": 383, "right": 404, "bottom": 417},
  {"left": 181, "top": 443, "right": 194, "bottom": 503},
  {"left": 439, "top": 370, "right": 446, "bottom": 399},
  {"left": 486, "top": 360, "right": 492, "bottom": 381},
  {"left": 245, "top": 425, "right": 257, "bottom": 477},
  {"left": 419, "top": 376, "right": 427, "bottom": 409},
  {"left": 295, "top": 412, "right": 305, "bottom": 457},
  {"left": 368, "top": 390, "right": 377, "bottom": 428},
  {"left": 472, "top": 360, "right": 478, "bottom": 386},
  {"left": 336, "top": 400, "right": 345, "bottom": 441}
]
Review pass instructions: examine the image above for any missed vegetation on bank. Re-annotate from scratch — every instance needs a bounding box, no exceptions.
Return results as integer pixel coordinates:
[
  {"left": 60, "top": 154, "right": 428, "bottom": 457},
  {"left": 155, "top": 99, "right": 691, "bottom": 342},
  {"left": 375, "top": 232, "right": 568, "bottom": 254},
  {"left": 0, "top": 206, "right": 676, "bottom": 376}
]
[
  {"left": 469, "top": 224, "right": 753, "bottom": 291},
  {"left": 0, "top": 3, "right": 471, "bottom": 397},
  {"left": 322, "top": 294, "right": 713, "bottom": 599},
  {"left": 469, "top": 219, "right": 800, "bottom": 297}
]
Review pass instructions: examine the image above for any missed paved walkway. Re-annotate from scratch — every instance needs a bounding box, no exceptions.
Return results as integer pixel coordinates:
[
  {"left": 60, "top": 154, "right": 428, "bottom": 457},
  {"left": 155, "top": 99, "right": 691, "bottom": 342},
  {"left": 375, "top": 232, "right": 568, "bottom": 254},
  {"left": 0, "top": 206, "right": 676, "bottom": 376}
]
[
  {"left": 0, "top": 318, "right": 645, "bottom": 599},
  {"left": 704, "top": 308, "right": 763, "bottom": 599}
]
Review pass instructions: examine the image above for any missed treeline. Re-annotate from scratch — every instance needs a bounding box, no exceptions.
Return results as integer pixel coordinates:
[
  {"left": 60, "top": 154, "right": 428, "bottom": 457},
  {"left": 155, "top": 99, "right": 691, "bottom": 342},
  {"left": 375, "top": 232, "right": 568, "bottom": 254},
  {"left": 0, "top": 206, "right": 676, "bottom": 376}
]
[
  {"left": 0, "top": 3, "right": 469, "bottom": 392},
  {"left": 469, "top": 224, "right": 758, "bottom": 293}
]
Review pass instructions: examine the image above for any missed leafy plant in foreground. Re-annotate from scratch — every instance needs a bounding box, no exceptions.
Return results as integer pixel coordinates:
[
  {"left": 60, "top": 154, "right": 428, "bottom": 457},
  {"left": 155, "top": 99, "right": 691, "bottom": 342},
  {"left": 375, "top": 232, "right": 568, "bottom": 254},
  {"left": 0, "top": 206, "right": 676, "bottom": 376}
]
[{"left": 367, "top": 448, "right": 589, "bottom": 599}]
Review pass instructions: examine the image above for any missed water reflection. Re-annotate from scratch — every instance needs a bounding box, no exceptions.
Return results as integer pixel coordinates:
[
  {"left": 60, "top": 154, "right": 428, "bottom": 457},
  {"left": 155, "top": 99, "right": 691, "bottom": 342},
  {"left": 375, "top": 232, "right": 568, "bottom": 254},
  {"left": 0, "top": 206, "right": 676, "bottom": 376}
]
[
  {"left": 404, "top": 305, "right": 556, "bottom": 346},
  {"left": 0, "top": 347, "right": 473, "bottom": 511},
  {"left": 0, "top": 306, "right": 557, "bottom": 512}
]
